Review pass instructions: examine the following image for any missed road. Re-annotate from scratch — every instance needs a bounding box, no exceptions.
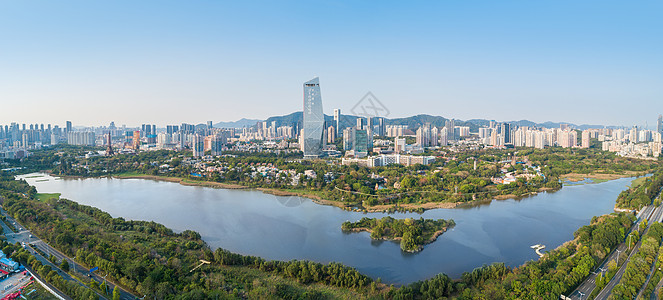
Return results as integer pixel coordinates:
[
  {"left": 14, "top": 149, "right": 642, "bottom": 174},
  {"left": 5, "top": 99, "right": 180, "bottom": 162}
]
[
  {"left": 637, "top": 193, "right": 663, "bottom": 300},
  {"left": 568, "top": 205, "right": 656, "bottom": 300},
  {"left": 0, "top": 206, "right": 138, "bottom": 300},
  {"left": 652, "top": 274, "right": 663, "bottom": 299},
  {"left": 594, "top": 202, "right": 663, "bottom": 300}
]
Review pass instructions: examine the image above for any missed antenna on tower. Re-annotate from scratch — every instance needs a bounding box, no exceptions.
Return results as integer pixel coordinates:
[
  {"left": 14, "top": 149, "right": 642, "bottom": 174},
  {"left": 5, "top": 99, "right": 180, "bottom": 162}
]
[{"left": 106, "top": 131, "right": 114, "bottom": 156}]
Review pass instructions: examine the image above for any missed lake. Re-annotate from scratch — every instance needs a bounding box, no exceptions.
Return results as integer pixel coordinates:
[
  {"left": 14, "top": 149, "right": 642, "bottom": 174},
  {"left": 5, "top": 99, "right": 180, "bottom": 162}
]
[{"left": 18, "top": 173, "right": 637, "bottom": 284}]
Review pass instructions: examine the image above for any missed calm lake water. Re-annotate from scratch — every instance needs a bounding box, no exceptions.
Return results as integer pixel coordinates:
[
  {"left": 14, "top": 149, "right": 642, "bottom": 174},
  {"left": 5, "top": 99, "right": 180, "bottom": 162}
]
[{"left": 18, "top": 173, "right": 637, "bottom": 284}]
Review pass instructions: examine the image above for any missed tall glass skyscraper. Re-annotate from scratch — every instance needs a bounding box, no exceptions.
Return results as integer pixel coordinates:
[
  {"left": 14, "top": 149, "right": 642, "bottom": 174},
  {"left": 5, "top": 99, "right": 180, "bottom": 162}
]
[{"left": 303, "top": 77, "right": 325, "bottom": 158}]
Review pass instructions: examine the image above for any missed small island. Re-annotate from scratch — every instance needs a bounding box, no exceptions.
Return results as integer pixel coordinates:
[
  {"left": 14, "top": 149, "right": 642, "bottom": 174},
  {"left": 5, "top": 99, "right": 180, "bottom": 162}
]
[{"left": 342, "top": 216, "right": 455, "bottom": 252}]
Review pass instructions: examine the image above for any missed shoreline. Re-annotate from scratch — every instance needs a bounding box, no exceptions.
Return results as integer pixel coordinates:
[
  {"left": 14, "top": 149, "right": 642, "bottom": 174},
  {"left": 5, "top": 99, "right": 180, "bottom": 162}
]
[
  {"left": 39, "top": 171, "right": 642, "bottom": 213},
  {"left": 17, "top": 170, "right": 649, "bottom": 284},
  {"left": 560, "top": 171, "right": 647, "bottom": 183},
  {"left": 345, "top": 227, "right": 449, "bottom": 253}
]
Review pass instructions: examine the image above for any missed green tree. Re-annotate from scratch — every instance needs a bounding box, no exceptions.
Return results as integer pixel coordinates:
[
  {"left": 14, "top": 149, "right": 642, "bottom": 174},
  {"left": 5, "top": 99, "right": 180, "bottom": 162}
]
[
  {"left": 112, "top": 286, "right": 120, "bottom": 300},
  {"left": 60, "top": 259, "right": 69, "bottom": 272}
]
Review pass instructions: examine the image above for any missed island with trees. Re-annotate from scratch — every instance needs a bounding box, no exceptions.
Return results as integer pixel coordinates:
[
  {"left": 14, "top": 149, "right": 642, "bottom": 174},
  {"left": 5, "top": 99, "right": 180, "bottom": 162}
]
[
  {"left": 1, "top": 162, "right": 662, "bottom": 298},
  {"left": 342, "top": 216, "right": 456, "bottom": 252}
]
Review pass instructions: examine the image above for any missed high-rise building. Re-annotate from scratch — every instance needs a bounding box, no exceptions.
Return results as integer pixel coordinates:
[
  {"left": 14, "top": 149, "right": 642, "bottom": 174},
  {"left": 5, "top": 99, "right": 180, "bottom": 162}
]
[
  {"left": 342, "top": 127, "right": 369, "bottom": 155},
  {"left": 333, "top": 109, "right": 341, "bottom": 136},
  {"left": 501, "top": 123, "right": 512, "bottom": 144},
  {"left": 181, "top": 123, "right": 195, "bottom": 134},
  {"left": 327, "top": 126, "right": 335, "bottom": 144},
  {"left": 343, "top": 127, "right": 354, "bottom": 151},
  {"left": 302, "top": 77, "right": 325, "bottom": 159},
  {"left": 416, "top": 123, "right": 438, "bottom": 147},
  {"left": 445, "top": 119, "right": 455, "bottom": 141},
  {"left": 356, "top": 118, "right": 365, "bottom": 130},
  {"left": 192, "top": 134, "right": 205, "bottom": 157},
  {"left": 658, "top": 114, "right": 662, "bottom": 135},
  {"left": 65, "top": 121, "right": 72, "bottom": 133},
  {"left": 558, "top": 130, "right": 577, "bottom": 148},
  {"left": 354, "top": 129, "right": 368, "bottom": 153},
  {"left": 629, "top": 126, "right": 638, "bottom": 143},
  {"left": 132, "top": 131, "right": 140, "bottom": 150},
  {"left": 166, "top": 125, "right": 179, "bottom": 135},
  {"left": 439, "top": 127, "right": 449, "bottom": 146},
  {"left": 394, "top": 137, "right": 407, "bottom": 153},
  {"left": 376, "top": 117, "right": 386, "bottom": 137},
  {"left": 386, "top": 125, "right": 407, "bottom": 137},
  {"left": 581, "top": 130, "right": 590, "bottom": 148},
  {"left": 207, "top": 121, "right": 213, "bottom": 129},
  {"left": 67, "top": 131, "right": 95, "bottom": 146}
]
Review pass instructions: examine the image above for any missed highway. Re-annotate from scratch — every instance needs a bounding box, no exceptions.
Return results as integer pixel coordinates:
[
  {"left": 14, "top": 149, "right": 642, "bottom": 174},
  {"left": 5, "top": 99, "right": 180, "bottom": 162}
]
[
  {"left": 568, "top": 205, "right": 655, "bottom": 300},
  {"left": 0, "top": 205, "right": 138, "bottom": 300},
  {"left": 594, "top": 202, "right": 663, "bottom": 300},
  {"left": 652, "top": 273, "right": 663, "bottom": 299}
]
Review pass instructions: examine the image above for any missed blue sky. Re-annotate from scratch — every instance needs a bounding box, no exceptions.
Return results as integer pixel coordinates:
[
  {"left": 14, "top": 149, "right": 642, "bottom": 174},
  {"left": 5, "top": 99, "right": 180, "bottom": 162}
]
[{"left": 1, "top": 1, "right": 661, "bottom": 127}]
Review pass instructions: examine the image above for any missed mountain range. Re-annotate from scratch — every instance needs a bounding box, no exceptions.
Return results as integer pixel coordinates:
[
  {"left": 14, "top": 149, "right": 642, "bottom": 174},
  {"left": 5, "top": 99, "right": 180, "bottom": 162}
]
[
  {"left": 213, "top": 118, "right": 262, "bottom": 129},
  {"left": 214, "top": 113, "right": 621, "bottom": 131}
]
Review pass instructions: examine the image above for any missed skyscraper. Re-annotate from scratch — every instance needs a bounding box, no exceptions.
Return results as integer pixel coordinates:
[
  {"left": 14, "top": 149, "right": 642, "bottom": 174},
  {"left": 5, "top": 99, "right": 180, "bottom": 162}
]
[
  {"left": 377, "top": 117, "right": 386, "bottom": 137},
  {"left": 65, "top": 121, "right": 72, "bottom": 133},
  {"left": 192, "top": 134, "right": 204, "bottom": 157},
  {"left": 302, "top": 77, "right": 325, "bottom": 159},
  {"left": 356, "top": 118, "right": 364, "bottom": 130},
  {"left": 333, "top": 109, "right": 341, "bottom": 136},
  {"left": 658, "top": 114, "right": 662, "bottom": 134},
  {"left": 445, "top": 119, "right": 455, "bottom": 141},
  {"left": 501, "top": 123, "right": 512, "bottom": 144}
]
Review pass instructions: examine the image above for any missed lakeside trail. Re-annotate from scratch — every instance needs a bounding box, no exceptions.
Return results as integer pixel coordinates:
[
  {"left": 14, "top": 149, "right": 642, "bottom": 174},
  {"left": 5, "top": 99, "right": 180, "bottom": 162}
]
[{"left": 45, "top": 172, "right": 642, "bottom": 213}]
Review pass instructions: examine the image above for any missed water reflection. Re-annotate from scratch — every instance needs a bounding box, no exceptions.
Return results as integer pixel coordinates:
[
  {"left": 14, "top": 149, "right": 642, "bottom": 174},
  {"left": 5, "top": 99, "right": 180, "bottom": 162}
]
[{"left": 19, "top": 173, "right": 636, "bottom": 284}]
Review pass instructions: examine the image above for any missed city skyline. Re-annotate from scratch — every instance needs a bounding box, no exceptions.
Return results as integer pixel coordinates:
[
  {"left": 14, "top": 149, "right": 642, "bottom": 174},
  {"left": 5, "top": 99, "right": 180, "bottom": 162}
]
[{"left": 1, "top": 1, "right": 662, "bottom": 126}]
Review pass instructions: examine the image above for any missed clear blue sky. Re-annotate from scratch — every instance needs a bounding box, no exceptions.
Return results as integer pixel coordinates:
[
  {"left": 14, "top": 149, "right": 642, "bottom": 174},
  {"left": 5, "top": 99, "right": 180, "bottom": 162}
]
[{"left": 1, "top": 1, "right": 661, "bottom": 127}]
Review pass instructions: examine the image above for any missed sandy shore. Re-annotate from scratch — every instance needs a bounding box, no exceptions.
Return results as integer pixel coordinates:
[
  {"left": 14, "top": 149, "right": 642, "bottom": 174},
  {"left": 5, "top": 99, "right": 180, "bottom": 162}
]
[
  {"left": 112, "top": 174, "right": 248, "bottom": 189},
  {"left": 256, "top": 188, "right": 350, "bottom": 209},
  {"left": 561, "top": 171, "right": 646, "bottom": 182},
  {"left": 365, "top": 201, "right": 459, "bottom": 212}
]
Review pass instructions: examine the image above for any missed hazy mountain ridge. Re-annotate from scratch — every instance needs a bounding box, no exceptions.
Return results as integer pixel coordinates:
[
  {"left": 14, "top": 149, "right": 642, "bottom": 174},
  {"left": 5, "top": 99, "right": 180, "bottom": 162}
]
[
  {"left": 227, "top": 112, "right": 620, "bottom": 132},
  {"left": 213, "top": 118, "right": 263, "bottom": 128}
]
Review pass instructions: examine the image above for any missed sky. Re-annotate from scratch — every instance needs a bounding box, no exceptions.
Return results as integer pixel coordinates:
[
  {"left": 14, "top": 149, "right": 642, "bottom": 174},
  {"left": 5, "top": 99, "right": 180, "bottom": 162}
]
[{"left": 1, "top": 1, "right": 662, "bottom": 128}]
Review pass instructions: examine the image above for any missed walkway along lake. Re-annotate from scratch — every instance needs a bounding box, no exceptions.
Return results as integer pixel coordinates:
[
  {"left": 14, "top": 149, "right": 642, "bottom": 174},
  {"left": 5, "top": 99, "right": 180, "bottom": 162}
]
[{"left": 18, "top": 173, "right": 638, "bottom": 284}]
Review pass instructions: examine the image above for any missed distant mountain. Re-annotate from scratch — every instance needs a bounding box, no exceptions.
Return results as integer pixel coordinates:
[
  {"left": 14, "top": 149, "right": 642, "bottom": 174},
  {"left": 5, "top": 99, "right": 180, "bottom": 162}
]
[
  {"left": 506, "top": 120, "right": 618, "bottom": 130},
  {"left": 256, "top": 112, "right": 619, "bottom": 133},
  {"left": 213, "top": 118, "right": 262, "bottom": 128},
  {"left": 263, "top": 112, "right": 358, "bottom": 132}
]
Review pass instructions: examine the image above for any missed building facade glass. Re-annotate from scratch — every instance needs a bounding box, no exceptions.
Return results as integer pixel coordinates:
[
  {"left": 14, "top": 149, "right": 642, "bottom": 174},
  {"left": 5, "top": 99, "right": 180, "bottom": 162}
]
[{"left": 303, "top": 77, "right": 325, "bottom": 158}]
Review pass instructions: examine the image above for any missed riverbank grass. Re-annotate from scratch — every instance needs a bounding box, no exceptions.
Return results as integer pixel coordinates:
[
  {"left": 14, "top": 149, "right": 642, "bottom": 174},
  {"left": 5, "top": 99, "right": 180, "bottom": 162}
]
[
  {"left": 35, "top": 193, "right": 60, "bottom": 202},
  {"left": 629, "top": 176, "right": 648, "bottom": 189}
]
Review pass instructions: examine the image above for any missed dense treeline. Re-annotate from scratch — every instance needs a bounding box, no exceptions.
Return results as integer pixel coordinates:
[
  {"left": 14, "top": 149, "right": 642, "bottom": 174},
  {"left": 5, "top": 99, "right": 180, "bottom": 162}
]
[
  {"left": 342, "top": 217, "right": 455, "bottom": 252},
  {"left": 642, "top": 244, "right": 663, "bottom": 298},
  {"left": 214, "top": 248, "right": 372, "bottom": 288},
  {"left": 610, "top": 222, "right": 663, "bottom": 299},
  {"left": 615, "top": 170, "right": 663, "bottom": 209},
  {"left": 0, "top": 173, "right": 375, "bottom": 299}
]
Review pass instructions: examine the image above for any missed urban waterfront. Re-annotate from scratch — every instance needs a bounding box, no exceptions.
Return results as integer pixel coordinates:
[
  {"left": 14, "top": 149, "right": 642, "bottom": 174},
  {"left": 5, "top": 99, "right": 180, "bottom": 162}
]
[{"left": 20, "top": 173, "right": 638, "bottom": 284}]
